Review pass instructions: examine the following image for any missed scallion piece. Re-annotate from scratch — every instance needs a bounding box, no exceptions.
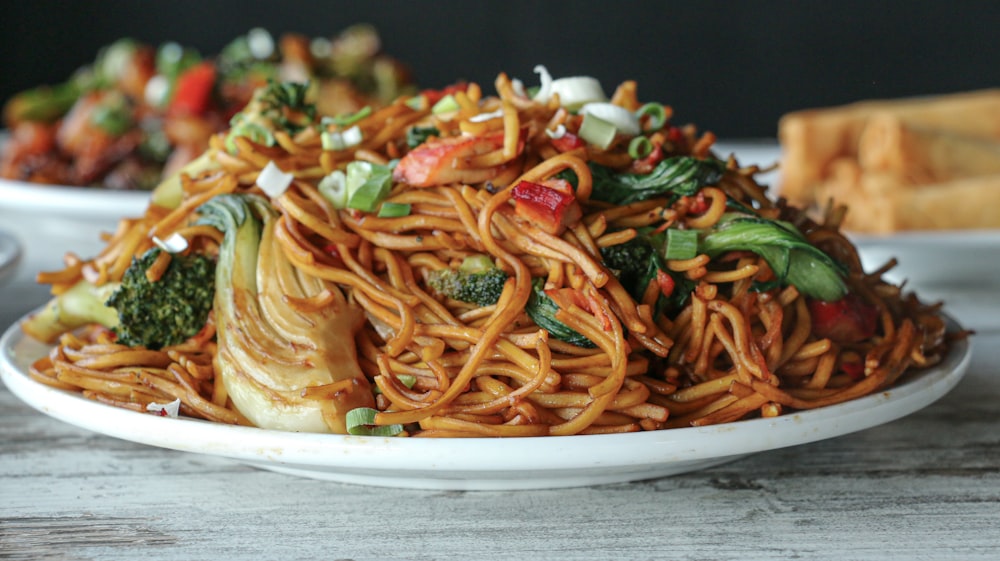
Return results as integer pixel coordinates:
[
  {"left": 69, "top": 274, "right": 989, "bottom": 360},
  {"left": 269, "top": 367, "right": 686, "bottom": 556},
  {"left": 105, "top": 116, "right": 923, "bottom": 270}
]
[
  {"left": 405, "top": 94, "right": 427, "bottom": 111},
  {"left": 377, "top": 202, "right": 411, "bottom": 217},
  {"left": 578, "top": 113, "right": 617, "bottom": 149},
  {"left": 345, "top": 407, "right": 403, "bottom": 436},
  {"left": 628, "top": 136, "right": 653, "bottom": 159},
  {"left": 321, "top": 125, "right": 363, "bottom": 151},
  {"left": 664, "top": 228, "right": 699, "bottom": 260},
  {"left": 432, "top": 94, "right": 460, "bottom": 115},
  {"left": 323, "top": 106, "right": 372, "bottom": 127},
  {"left": 636, "top": 102, "right": 668, "bottom": 131},
  {"left": 256, "top": 160, "right": 294, "bottom": 198},
  {"left": 317, "top": 170, "right": 348, "bottom": 209},
  {"left": 580, "top": 102, "right": 641, "bottom": 136},
  {"left": 346, "top": 161, "right": 392, "bottom": 212}
]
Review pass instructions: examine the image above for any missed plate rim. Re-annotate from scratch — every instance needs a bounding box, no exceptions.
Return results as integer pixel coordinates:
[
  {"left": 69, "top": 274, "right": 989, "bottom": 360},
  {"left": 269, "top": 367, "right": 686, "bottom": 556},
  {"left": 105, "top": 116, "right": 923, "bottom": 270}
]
[
  {"left": 0, "top": 175, "right": 150, "bottom": 217},
  {"left": 0, "top": 309, "right": 973, "bottom": 483}
]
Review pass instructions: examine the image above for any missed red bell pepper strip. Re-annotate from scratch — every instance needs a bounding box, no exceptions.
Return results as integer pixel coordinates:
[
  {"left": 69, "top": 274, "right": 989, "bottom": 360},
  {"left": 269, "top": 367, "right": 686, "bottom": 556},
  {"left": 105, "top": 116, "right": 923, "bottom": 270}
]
[
  {"left": 550, "top": 131, "right": 585, "bottom": 153},
  {"left": 419, "top": 82, "right": 469, "bottom": 106},
  {"left": 169, "top": 62, "right": 217, "bottom": 116},
  {"left": 808, "top": 293, "right": 879, "bottom": 344},
  {"left": 511, "top": 180, "right": 582, "bottom": 235}
]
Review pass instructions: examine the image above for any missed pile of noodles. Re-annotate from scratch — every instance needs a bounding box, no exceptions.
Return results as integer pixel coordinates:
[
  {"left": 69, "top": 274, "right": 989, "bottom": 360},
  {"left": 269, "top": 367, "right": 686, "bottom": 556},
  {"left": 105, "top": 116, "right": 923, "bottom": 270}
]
[{"left": 25, "top": 71, "right": 955, "bottom": 437}]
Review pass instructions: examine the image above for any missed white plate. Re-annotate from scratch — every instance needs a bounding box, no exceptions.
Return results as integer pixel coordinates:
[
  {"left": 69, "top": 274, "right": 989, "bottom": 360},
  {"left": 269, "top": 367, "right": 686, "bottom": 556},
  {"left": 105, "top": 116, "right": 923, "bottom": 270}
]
[
  {"left": 0, "top": 311, "right": 972, "bottom": 490},
  {"left": 0, "top": 175, "right": 150, "bottom": 277},
  {"left": 0, "top": 229, "right": 22, "bottom": 286},
  {"left": 0, "top": 132, "right": 152, "bottom": 272}
]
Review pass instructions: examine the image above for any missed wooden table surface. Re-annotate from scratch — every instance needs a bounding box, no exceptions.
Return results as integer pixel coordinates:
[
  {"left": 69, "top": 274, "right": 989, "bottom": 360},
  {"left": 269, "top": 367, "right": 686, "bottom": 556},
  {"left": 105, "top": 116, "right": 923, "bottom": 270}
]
[{"left": 2, "top": 240, "right": 998, "bottom": 561}]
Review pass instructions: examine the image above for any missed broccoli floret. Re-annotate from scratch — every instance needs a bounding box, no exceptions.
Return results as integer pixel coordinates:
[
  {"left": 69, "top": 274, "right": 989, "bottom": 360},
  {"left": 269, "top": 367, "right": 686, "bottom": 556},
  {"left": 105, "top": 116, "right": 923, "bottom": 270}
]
[
  {"left": 600, "top": 236, "right": 656, "bottom": 296},
  {"left": 105, "top": 247, "right": 215, "bottom": 349},
  {"left": 600, "top": 232, "right": 694, "bottom": 313},
  {"left": 426, "top": 255, "right": 509, "bottom": 307}
]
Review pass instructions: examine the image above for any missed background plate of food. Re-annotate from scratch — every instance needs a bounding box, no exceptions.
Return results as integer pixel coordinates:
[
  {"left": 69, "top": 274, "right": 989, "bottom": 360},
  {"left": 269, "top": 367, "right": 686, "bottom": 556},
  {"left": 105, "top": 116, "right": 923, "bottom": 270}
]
[{"left": 0, "top": 25, "right": 414, "bottom": 275}]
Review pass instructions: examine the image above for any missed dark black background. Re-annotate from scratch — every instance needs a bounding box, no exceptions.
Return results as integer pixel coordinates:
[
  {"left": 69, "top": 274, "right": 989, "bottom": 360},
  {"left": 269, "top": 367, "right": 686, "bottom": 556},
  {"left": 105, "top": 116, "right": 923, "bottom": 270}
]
[{"left": 2, "top": 0, "right": 997, "bottom": 138}]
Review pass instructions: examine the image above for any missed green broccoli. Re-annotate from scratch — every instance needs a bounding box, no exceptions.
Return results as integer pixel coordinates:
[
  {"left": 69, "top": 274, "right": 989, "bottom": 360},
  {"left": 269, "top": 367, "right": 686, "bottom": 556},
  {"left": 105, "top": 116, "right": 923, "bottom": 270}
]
[
  {"left": 426, "top": 255, "right": 509, "bottom": 307},
  {"left": 20, "top": 247, "right": 214, "bottom": 348},
  {"left": 104, "top": 247, "right": 216, "bottom": 349},
  {"left": 600, "top": 232, "right": 694, "bottom": 314},
  {"left": 600, "top": 236, "right": 656, "bottom": 297}
]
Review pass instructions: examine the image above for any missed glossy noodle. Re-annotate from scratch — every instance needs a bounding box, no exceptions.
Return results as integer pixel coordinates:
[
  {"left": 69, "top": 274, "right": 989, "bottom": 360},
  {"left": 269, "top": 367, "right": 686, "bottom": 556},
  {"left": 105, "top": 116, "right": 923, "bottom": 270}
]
[{"left": 23, "top": 69, "right": 955, "bottom": 437}]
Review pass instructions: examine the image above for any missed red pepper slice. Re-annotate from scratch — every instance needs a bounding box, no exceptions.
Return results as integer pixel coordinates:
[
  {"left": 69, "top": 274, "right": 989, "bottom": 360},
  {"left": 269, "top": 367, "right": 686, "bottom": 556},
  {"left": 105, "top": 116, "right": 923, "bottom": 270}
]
[
  {"left": 655, "top": 270, "right": 676, "bottom": 298},
  {"left": 511, "top": 180, "right": 582, "bottom": 235},
  {"left": 419, "top": 82, "right": 469, "bottom": 106},
  {"left": 169, "top": 62, "right": 217, "bottom": 116},
  {"left": 808, "top": 293, "right": 879, "bottom": 344},
  {"left": 550, "top": 131, "right": 585, "bottom": 153}
]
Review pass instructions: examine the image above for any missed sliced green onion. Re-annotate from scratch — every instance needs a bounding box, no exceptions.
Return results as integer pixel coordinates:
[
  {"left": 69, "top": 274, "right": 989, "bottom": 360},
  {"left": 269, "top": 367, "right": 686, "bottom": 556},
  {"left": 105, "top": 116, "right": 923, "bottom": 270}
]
[
  {"left": 321, "top": 125, "right": 363, "bottom": 151},
  {"left": 257, "top": 161, "right": 294, "bottom": 198},
  {"left": 664, "top": 228, "right": 699, "bottom": 260},
  {"left": 432, "top": 94, "right": 460, "bottom": 115},
  {"left": 346, "top": 161, "right": 392, "bottom": 212},
  {"left": 345, "top": 407, "right": 403, "bottom": 436},
  {"left": 628, "top": 136, "right": 653, "bottom": 159},
  {"left": 580, "top": 102, "right": 641, "bottom": 136},
  {"left": 226, "top": 121, "right": 275, "bottom": 154},
  {"left": 636, "top": 102, "right": 668, "bottom": 131},
  {"left": 396, "top": 374, "right": 417, "bottom": 388},
  {"left": 323, "top": 105, "right": 372, "bottom": 127},
  {"left": 152, "top": 232, "right": 189, "bottom": 254},
  {"left": 405, "top": 94, "right": 427, "bottom": 111},
  {"left": 530, "top": 65, "right": 608, "bottom": 110},
  {"left": 317, "top": 170, "right": 348, "bottom": 209},
  {"left": 549, "top": 76, "right": 607, "bottom": 110},
  {"left": 377, "top": 202, "right": 411, "bottom": 217},
  {"left": 578, "top": 113, "right": 617, "bottom": 149}
]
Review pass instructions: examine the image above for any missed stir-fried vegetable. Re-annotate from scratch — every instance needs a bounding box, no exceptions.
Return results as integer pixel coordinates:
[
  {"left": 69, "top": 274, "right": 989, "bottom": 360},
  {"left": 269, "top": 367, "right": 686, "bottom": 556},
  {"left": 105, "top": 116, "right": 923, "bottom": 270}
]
[
  {"left": 105, "top": 247, "right": 215, "bottom": 349},
  {"left": 197, "top": 193, "right": 374, "bottom": 433},
  {"left": 426, "top": 255, "right": 509, "bottom": 307},
  {"left": 700, "top": 212, "right": 848, "bottom": 302},
  {"left": 525, "top": 280, "right": 595, "bottom": 348},
  {"left": 589, "top": 156, "right": 727, "bottom": 205}
]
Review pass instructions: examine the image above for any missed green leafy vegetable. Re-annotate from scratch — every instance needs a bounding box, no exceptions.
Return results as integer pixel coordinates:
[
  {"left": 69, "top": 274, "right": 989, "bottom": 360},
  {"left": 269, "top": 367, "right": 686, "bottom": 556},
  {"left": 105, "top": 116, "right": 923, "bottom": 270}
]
[
  {"left": 525, "top": 279, "right": 595, "bottom": 348},
  {"left": 197, "top": 193, "right": 374, "bottom": 433},
  {"left": 20, "top": 281, "right": 121, "bottom": 343},
  {"left": 699, "top": 213, "right": 848, "bottom": 302},
  {"left": 590, "top": 156, "right": 726, "bottom": 205}
]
